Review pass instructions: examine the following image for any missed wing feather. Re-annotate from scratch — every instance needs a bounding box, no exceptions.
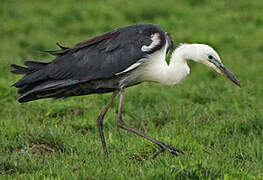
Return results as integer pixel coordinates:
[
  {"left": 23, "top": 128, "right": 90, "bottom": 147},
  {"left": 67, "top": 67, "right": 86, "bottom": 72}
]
[{"left": 13, "top": 24, "right": 173, "bottom": 88}]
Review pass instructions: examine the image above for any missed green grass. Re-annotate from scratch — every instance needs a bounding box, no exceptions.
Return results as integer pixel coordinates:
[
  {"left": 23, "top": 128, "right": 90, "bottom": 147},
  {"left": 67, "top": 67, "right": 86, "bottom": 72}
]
[{"left": 1, "top": 0, "right": 263, "bottom": 179}]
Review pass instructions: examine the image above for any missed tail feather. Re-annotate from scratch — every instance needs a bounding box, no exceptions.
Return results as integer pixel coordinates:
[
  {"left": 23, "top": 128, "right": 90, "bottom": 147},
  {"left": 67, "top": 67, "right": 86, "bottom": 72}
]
[
  {"left": 11, "top": 60, "right": 50, "bottom": 88},
  {"left": 17, "top": 83, "right": 39, "bottom": 95},
  {"left": 11, "top": 60, "right": 51, "bottom": 100},
  {"left": 11, "top": 42, "right": 83, "bottom": 103},
  {"left": 11, "top": 59, "right": 82, "bottom": 103},
  {"left": 10, "top": 64, "right": 34, "bottom": 74},
  {"left": 16, "top": 80, "right": 83, "bottom": 103},
  {"left": 42, "top": 42, "right": 70, "bottom": 56},
  {"left": 14, "top": 77, "right": 82, "bottom": 103},
  {"left": 18, "top": 88, "right": 65, "bottom": 103},
  {"left": 56, "top": 42, "right": 69, "bottom": 50},
  {"left": 24, "top": 61, "right": 49, "bottom": 70}
]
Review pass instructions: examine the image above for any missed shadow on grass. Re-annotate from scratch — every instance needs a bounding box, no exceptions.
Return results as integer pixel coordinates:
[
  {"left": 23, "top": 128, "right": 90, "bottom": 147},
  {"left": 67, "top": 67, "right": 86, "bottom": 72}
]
[{"left": 0, "top": 162, "right": 25, "bottom": 175}]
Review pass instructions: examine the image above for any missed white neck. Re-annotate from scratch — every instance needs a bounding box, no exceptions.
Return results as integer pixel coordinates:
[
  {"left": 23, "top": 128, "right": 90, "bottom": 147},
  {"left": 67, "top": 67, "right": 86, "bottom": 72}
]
[{"left": 142, "top": 44, "right": 198, "bottom": 85}]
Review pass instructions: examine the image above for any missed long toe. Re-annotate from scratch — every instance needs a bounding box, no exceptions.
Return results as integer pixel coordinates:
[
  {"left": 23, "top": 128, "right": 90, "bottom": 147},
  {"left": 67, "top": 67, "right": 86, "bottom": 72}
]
[
  {"left": 157, "top": 142, "right": 184, "bottom": 156},
  {"left": 151, "top": 144, "right": 184, "bottom": 159},
  {"left": 151, "top": 148, "right": 165, "bottom": 159},
  {"left": 164, "top": 144, "right": 184, "bottom": 156}
]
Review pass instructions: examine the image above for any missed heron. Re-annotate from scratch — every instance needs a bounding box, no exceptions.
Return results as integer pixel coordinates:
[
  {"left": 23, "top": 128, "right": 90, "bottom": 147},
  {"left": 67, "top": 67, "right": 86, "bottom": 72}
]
[{"left": 11, "top": 24, "right": 240, "bottom": 158}]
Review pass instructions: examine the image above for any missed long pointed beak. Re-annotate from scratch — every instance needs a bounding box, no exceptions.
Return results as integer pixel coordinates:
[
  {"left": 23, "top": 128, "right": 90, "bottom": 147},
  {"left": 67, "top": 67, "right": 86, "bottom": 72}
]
[{"left": 212, "top": 59, "right": 241, "bottom": 87}]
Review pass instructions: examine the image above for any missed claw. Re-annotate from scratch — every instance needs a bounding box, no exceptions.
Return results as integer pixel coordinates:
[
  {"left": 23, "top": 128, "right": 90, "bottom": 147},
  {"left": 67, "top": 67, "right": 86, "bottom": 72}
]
[
  {"left": 157, "top": 142, "right": 184, "bottom": 157},
  {"left": 168, "top": 146, "right": 184, "bottom": 155}
]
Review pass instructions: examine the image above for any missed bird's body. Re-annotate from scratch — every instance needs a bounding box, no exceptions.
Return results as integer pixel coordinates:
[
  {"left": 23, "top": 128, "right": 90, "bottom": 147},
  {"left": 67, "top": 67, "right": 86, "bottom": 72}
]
[
  {"left": 11, "top": 24, "right": 240, "bottom": 158},
  {"left": 12, "top": 24, "right": 174, "bottom": 102}
]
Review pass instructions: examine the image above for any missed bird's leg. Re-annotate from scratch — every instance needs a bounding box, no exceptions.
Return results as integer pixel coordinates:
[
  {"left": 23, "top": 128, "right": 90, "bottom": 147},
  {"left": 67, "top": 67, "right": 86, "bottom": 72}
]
[
  {"left": 97, "top": 91, "right": 118, "bottom": 157},
  {"left": 117, "top": 88, "right": 184, "bottom": 158}
]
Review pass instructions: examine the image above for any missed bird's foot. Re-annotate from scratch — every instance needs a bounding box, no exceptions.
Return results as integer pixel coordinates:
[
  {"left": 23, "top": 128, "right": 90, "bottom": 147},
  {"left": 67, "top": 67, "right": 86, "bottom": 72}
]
[
  {"left": 151, "top": 142, "right": 184, "bottom": 159},
  {"left": 165, "top": 144, "right": 184, "bottom": 156}
]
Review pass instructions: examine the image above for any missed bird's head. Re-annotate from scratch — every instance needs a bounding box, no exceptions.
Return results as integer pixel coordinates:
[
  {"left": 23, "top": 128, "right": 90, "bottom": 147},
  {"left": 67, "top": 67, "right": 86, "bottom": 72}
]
[{"left": 181, "top": 44, "right": 240, "bottom": 87}]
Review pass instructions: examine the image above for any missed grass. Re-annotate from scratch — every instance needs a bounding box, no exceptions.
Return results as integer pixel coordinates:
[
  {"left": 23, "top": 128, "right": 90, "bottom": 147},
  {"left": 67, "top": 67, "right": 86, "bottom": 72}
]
[{"left": 0, "top": 0, "right": 263, "bottom": 179}]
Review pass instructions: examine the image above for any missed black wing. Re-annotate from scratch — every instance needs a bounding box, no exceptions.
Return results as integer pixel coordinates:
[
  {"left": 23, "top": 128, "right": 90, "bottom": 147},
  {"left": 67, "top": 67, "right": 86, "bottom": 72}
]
[{"left": 11, "top": 24, "right": 173, "bottom": 101}]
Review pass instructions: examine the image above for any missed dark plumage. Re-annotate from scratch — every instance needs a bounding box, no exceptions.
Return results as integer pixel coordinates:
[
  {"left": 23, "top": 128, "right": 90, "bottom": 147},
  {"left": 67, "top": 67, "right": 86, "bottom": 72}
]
[{"left": 11, "top": 24, "right": 171, "bottom": 103}]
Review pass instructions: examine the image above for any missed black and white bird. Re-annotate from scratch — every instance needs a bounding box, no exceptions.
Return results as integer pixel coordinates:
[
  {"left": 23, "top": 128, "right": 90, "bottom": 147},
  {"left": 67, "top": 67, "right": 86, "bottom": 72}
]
[{"left": 11, "top": 24, "right": 240, "bottom": 158}]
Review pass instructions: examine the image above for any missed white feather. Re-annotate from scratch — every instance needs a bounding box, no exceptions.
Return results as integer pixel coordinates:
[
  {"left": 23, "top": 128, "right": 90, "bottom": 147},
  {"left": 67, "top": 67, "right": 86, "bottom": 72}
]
[
  {"left": 141, "top": 33, "right": 161, "bottom": 52},
  {"left": 115, "top": 62, "right": 142, "bottom": 75},
  {"left": 139, "top": 41, "right": 190, "bottom": 85}
]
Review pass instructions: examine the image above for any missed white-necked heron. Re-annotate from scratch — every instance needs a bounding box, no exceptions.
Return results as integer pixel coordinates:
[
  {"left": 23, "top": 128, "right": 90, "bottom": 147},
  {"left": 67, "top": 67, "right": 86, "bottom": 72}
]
[{"left": 11, "top": 24, "right": 240, "bottom": 158}]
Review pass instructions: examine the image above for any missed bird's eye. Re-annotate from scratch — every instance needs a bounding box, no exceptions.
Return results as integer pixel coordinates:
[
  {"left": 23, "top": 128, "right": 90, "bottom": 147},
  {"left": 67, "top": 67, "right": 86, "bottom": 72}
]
[{"left": 208, "top": 55, "right": 213, "bottom": 60}]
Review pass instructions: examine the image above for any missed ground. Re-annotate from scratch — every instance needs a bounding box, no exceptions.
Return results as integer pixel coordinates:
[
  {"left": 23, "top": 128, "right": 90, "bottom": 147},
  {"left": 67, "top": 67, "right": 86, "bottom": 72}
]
[{"left": 0, "top": 0, "right": 263, "bottom": 179}]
